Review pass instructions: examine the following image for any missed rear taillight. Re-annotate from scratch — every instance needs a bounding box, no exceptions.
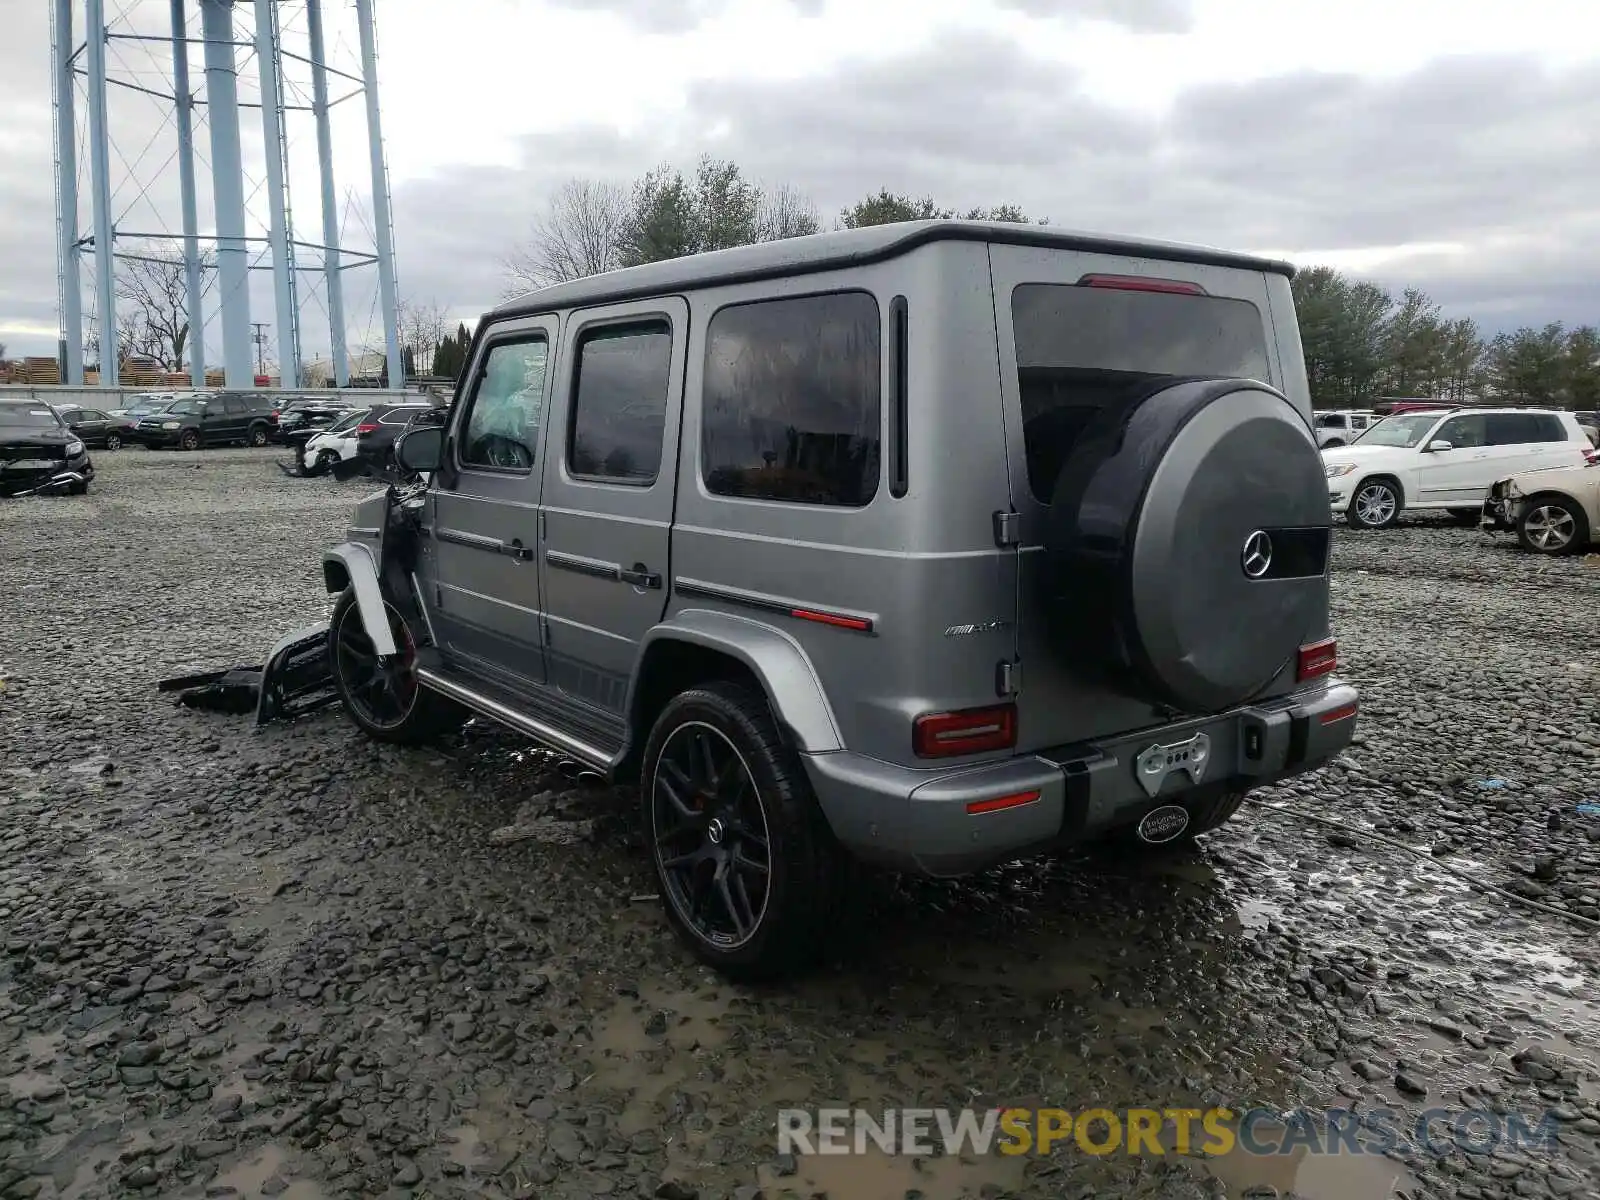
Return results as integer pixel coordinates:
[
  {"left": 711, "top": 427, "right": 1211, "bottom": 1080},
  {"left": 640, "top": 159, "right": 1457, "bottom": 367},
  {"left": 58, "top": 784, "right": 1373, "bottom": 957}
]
[
  {"left": 913, "top": 703, "right": 1017, "bottom": 758},
  {"left": 356, "top": 422, "right": 379, "bottom": 434},
  {"left": 1078, "top": 273, "right": 1206, "bottom": 296},
  {"left": 1297, "top": 638, "right": 1338, "bottom": 681}
]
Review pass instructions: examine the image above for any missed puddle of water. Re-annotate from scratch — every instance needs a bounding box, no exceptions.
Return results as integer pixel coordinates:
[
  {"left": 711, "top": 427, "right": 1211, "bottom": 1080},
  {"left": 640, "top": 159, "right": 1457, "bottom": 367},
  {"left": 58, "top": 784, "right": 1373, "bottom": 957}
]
[
  {"left": 591, "top": 983, "right": 732, "bottom": 1062},
  {"left": 211, "top": 1143, "right": 329, "bottom": 1199},
  {"left": 1198, "top": 1120, "right": 1422, "bottom": 1200},
  {"left": 442, "top": 1123, "right": 486, "bottom": 1169},
  {"left": 755, "top": 1148, "right": 1027, "bottom": 1200}
]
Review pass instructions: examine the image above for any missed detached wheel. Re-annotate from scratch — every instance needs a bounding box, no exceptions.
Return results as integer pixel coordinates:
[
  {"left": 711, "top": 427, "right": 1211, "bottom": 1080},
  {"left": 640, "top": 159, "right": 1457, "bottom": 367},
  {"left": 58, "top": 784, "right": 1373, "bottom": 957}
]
[
  {"left": 248, "top": 424, "right": 269, "bottom": 448},
  {"left": 329, "top": 589, "right": 459, "bottom": 744},
  {"left": 178, "top": 429, "right": 200, "bottom": 451},
  {"left": 643, "top": 682, "right": 846, "bottom": 980},
  {"left": 105, "top": 432, "right": 123, "bottom": 451},
  {"left": 1347, "top": 479, "right": 1401, "bottom": 529},
  {"left": 1517, "top": 495, "right": 1588, "bottom": 555}
]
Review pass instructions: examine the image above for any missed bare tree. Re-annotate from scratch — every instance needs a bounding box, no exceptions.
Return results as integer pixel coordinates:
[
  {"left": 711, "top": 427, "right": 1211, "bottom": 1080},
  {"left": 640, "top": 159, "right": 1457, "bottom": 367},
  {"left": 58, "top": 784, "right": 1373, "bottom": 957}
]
[
  {"left": 757, "top": 182, "right": 821, "bottom": 242},
  {"left": 397, "top": 297, "right": 449, "bottom": 375},
  {"left": 115, "top": 239, "right": 215, "bottom": 370},
  {"left": 0, "top": 340, "right": 8, "bottom": 361},
  {"left": 503, "top": 179, "right": 629, "bottom": 294}
]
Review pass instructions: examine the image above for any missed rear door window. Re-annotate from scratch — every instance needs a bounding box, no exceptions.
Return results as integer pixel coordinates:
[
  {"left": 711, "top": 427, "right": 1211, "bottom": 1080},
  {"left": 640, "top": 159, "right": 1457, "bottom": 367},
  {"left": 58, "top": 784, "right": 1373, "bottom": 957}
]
[
  {"left": 1011, "top": 283, "right": 1271, "bottom": 502},
  {"left": 1485, "top": 413, "right": 1566, "bottom": 444},
  {"left": 567, "top": 322, "right": 672, "bottom": 486}
]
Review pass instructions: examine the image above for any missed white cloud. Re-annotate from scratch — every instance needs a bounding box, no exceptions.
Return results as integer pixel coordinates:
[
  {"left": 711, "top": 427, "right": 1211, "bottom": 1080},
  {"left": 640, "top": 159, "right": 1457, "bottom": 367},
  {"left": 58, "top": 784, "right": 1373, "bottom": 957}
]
[{"left": 1, "top": 0, "right": 1596, "bottom": 359}]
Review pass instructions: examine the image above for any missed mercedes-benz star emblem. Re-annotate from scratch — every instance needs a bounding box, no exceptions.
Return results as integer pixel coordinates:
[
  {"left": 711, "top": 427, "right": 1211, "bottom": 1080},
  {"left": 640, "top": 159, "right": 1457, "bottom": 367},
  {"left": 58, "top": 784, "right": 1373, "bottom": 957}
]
[
  {"left": 1241, "top": 530, "right": 1273, "bottom": 579},
  {"left": 706, "top": 818, "right": 725, "bottom": 845}
]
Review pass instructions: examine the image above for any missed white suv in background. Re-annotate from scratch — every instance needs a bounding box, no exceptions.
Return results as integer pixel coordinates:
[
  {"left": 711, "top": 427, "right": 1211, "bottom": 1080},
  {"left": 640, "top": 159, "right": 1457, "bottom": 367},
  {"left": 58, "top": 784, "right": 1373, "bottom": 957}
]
[
  {"left": 1314, "top": 409, "right": 1375, "bottom": 448},
  {"left": 1324, "top": 407, "right": 1594, "bottom": 529}
]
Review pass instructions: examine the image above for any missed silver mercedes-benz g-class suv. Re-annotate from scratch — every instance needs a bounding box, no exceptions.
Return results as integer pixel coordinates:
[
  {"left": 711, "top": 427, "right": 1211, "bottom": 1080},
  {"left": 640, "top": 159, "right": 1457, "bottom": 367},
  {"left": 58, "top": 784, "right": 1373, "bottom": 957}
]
[{"left": 322, "top": 221, "right": 1358, "bottom": 978}]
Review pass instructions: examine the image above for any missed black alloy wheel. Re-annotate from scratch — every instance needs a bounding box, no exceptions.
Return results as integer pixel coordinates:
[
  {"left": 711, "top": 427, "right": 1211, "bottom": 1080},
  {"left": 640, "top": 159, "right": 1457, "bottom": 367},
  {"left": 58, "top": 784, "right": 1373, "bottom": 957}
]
[{"left": 651, "top": 721, "right": 773, "bottom": 951}]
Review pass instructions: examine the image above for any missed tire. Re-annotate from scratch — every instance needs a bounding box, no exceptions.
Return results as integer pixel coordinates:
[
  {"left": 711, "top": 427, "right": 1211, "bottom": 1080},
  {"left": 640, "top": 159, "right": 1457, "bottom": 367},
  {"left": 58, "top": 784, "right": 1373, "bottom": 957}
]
[
  {"left": 1448, "top": 507, "right": 1481, "bottom": 526},
  {"left": 1041, "top": 378, "right": 1332, "bottom": 713},
  {"left": 642, "top": 682, "right": 847, "bottom": 981},
  {"left": 247, "top": 424, "right": 269, "bottom": 448},
  {"left": 1347, "top": 478, "right": 1402, "bottom": 529},
  {"left": 328, "top": 589, "right": 461, "bottom": 744},
  {"left": 316, "top": 449, "right": 339, "bottom": 472},
  {"left": 1516, "top": 494, "right": 1589, "bottom": 556},
  {"left": 105, "top": 432, "right": 123, "bottom": 451},
  {"left": 178, "top": 428, "right": 200, "bottom": 451}
]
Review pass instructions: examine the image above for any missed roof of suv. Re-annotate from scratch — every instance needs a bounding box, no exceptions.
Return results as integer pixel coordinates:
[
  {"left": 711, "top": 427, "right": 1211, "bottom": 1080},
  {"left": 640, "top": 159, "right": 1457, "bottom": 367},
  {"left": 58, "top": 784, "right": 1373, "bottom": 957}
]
[{"left": 492, "top": 220, "right": 1297, "bottom": 319}]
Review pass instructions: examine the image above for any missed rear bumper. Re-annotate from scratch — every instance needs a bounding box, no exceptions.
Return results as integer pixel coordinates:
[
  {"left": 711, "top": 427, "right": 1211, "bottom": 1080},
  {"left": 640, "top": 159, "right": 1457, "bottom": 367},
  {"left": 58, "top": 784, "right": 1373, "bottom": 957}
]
[{"left": 801, "top": 679, "right": 1359, "bottom": 877}]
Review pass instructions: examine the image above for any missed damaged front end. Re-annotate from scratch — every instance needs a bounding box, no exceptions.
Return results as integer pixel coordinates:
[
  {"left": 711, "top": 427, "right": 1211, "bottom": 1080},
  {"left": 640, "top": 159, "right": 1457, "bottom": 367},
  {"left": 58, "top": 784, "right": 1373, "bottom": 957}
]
[
  {"left": 158, "top": 623, "right": 339, "bottom": 725},
  {"left": 3, "top": 468, "right": 92, "bottom": 498},
  {"left": 1481, "top": 477, "right": 1523, "bottom": 533},
  {"left": 159, "top": 451, "right": 430, "bottom": 725}
]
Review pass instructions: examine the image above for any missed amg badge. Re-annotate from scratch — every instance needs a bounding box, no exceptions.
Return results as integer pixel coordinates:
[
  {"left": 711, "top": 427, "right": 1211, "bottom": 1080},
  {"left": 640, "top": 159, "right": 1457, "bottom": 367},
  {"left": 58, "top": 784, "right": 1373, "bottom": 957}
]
[{"left": 944, "top": 619, "right": 1011, "bottom": 638}]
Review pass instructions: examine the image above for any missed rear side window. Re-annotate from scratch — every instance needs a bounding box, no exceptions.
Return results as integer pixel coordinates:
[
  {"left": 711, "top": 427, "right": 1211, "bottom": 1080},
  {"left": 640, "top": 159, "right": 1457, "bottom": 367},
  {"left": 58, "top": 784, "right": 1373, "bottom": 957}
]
[
  {"left": 568, "top": 322, "right": 672, "bottom": 486},
  {"left": 1011, "top": 282, "right": 1271, "bottom": 503},
  {"left": 702, "top": 291, "right": 881, "bottom": 507},
  {"left": 1486, "top": 413, "right": 1566, "bottom": 444},
  {"left": 223, "top": 396, "right": 245, "bottom": 416}
]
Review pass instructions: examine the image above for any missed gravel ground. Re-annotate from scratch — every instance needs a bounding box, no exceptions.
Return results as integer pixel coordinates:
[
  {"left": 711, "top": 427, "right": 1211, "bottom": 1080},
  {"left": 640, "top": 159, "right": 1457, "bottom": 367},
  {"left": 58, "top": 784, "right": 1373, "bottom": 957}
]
[{"left": 1, "top": 449, "right": 1598, "bottom": 1200}]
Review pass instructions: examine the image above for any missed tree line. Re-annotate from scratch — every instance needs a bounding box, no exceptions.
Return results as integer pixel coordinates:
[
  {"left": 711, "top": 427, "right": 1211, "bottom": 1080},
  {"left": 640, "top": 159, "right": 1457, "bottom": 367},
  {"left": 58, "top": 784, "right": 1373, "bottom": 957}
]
[
  {"left": 1292, "top": 266, "right": 1598, "bottom": 411},
  {"left": 498, "top": 158, "right": 1598, "bottom": 412},
  {"left": 500, "top": 155, "right": 1041, "bottom": 294}
]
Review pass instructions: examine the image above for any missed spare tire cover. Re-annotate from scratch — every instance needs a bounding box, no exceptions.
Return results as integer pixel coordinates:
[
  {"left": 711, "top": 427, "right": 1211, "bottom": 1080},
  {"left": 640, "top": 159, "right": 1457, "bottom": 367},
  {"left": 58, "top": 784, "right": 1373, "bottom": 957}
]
[{"left": 1041, "top": 377, "right": 1330, "bottom": 714}]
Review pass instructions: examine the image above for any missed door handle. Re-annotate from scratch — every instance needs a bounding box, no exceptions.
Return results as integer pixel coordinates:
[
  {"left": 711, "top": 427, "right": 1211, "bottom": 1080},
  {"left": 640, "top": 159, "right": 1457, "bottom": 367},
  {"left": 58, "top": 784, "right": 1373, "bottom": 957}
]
[
  {"left": 507, "top": 538, "right": 534, "bottom": 561},
  {"left": 619, "top": 563, "right": 662, "bottom": 590}
]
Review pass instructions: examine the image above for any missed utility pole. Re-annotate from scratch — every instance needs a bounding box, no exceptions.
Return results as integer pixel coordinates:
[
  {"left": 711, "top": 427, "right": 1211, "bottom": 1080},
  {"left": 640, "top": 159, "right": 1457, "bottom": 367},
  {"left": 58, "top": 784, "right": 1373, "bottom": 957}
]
[{"left": 252, "top": 322, "right": 269, "bottom": 377}]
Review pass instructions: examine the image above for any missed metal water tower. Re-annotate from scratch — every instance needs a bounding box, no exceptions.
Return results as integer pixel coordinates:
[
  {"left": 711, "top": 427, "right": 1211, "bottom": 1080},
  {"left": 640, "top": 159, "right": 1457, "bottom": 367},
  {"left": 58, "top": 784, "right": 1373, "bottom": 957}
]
[{"left": 48, "top": 0, "right": 405, "bottom": 389}]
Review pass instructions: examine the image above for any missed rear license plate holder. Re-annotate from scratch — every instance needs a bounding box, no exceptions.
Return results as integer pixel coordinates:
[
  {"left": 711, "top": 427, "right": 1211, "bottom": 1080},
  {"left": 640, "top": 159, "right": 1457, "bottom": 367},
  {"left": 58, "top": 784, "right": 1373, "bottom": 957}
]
[{"left": 1132, "top": 730, "right": 1213, "bottom": 798}]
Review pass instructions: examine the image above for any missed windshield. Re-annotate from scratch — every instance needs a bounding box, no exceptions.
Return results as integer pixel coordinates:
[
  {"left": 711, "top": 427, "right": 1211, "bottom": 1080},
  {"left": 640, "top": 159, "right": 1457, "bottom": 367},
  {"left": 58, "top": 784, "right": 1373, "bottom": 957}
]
[
  {"left": 326, "top": 408, "right": 368, "bottom": 433},
  {"left": 1351, "top": 413, "right": 1439, "bottom": 448},
  {"left": 128, "top": 398, "right": 175, "bottom": 416},
  {"left": 0, "top": 404, "right": 66, "bottom": 430},
  {"left": 165, "top": 399, "right": 206, "bottom": 416}
]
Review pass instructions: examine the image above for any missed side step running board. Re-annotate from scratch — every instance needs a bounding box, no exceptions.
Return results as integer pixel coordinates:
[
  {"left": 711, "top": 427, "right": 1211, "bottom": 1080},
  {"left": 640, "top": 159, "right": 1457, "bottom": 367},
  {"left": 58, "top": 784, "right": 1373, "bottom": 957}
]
[{"left": 415, "top": 667, "right": 613, "bottom": 772}]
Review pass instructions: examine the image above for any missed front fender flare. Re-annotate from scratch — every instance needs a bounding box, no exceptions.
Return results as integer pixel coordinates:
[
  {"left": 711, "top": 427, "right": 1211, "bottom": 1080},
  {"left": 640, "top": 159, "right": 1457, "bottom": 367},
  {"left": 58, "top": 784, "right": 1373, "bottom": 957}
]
[
  {"left": 633, "top": 609, "right": 843, "bottom": 753},
  {"left": 322, "top": 542, "right": 397, "bottom": 656}
]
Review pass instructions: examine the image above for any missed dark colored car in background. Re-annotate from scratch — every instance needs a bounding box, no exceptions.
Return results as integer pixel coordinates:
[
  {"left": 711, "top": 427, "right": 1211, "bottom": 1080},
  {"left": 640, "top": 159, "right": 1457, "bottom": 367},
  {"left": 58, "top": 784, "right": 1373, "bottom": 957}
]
[
  {"left": 353, "top": 401, "right": 443, "bottom": 468},
  {"left": 54, "top": 404, "right": 124, "bottom": 449},
  {"left": 112, "top": 394, "right": 179, "bottom": 444},
  {"left": 271, "top": 397, "right": 358, "bottom": 442},
  {"left": 1, "top": 399, "right": 94, "bottom": 496},
  {"left": 131, "top": 391, "right": 276, "bottom": 450}
]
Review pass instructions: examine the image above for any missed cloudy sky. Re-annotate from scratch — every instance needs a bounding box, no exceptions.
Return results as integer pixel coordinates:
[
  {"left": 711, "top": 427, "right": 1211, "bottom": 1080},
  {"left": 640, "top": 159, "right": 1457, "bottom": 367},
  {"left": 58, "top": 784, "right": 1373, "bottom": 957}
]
[{"left": 2, "top": 0, "right": 1596, "bottom": 365}]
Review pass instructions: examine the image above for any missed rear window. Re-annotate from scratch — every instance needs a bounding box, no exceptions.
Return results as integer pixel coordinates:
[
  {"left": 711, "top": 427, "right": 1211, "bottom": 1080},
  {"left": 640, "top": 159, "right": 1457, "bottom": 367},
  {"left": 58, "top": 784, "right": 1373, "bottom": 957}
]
[{"left": 1011, "top": 282, "right": 1271, "bottom": 503}]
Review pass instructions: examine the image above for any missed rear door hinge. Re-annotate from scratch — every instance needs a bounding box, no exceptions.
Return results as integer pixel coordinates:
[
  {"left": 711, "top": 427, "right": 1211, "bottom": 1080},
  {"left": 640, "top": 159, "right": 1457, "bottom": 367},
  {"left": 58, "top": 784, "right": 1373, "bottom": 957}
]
[
  {"left": 992, "top": 509, "right": 1021, "bottom": 548},
  {"left": 996, "top": 659, "right": 1021, "bottom": 697}
]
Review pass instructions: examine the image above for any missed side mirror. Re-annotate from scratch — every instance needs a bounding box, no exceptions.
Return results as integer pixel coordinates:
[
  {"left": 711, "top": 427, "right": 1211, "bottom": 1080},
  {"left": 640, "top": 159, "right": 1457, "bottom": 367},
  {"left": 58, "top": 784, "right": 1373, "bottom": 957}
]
[
  {"left": 1426, "top": 439, "right": 1454, "bottom": 453},
  {"left": 394, "top": 426, "right": 444, "bottom": 473}
]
